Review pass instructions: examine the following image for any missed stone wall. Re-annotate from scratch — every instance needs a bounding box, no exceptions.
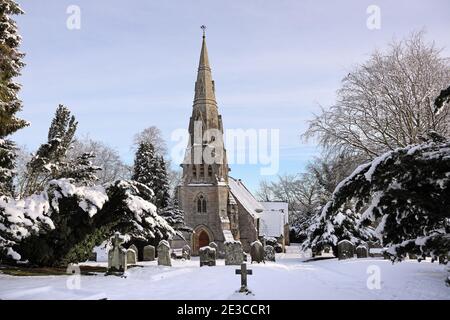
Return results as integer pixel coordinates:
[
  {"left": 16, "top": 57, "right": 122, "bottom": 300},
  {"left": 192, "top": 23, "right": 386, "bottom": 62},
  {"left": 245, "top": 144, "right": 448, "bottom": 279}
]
[{"left": 235, "top": 201, "right": 258, "bottom": 252}]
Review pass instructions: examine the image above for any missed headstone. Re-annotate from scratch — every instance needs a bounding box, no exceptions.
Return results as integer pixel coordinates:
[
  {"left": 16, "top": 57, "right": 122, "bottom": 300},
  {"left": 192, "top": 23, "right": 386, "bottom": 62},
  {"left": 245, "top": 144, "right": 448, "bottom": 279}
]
[
  {"left": 157, "top": 240, "right": 172, "bottom": 266},
  {"left": 126, "top": 248, "right": 137, "bottom": 265},
  {"left": 143, "top": 245, "right": 155, "bottom": 261},
  {"left": 128, "top": 244, "right": 138, "bottom": 258},
  {"left": 209, "top": 242, "right": 218, "bottom": 252},
  {"left": 356, "top": 245, "right": 368, "bottom": 258},
  {"left": 323, "top": 245, "right": 331, "bottom": 253},
  {"left": 368, "top": 241, "right": 383, "bottom": 257},
  {"left": 337, "top": 240, "right": 355, "bottom": 260},
  {"left": 182, "top": 245, "right": 191, "bottom": 260},
  {"left": 250, "top": 240, "right": 265, "bottom": 264},
  {"left": 264, "top": 245, "right": 276, "bottom": 262},
  {"left": 224, "top": 241, "right": 243, "bottom": 265},
  {"left": 235, "top": 263, "right": 253, "bottom": 293},
  {"left": 171, "top": 248, "right": 183, "bottom": 259},
  {"left": 107, "top": 232, "right": 127, "bottom": 275},
  {"left": 199, "top": 246, "right": 216, "bottom": 267}
]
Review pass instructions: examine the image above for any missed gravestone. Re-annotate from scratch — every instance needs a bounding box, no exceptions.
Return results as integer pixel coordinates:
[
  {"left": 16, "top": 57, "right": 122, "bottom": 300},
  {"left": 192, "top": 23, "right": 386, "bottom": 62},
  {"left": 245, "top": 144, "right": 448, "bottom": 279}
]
[
  {"left": 250, "top": 240, "right": 265, "bottom": 264},
  {"left": 337, "top": 240, "right": 355, "bottom": 260},
  {"left": 171, "top": 248, "right": 183, "bottom": 259},
  {"left": 235, "top": 263, "right": 253, "bottom": 293},
  {"left": 199, "top": 246, "right": 216, "bottom": 267},
  {"left": 127, "top": 248, "right": 137, "bottom": 265},
  {"left": 264, "top": 245, "right": 276, "bottom": 262},
  {"left": 107, "top": 232, "right": 127, "bottom": 275},
  {"left": 356, "top": 245, "right": 368, "bottom": 258},
  {"left": 209, "top": 242, "right": 218, "bottom": 252},
  {"left": 157, "top": 240, "right": 172, "bottom": 266},
  {"left": 129, "top": 244, "right": 138, "bottom": 259},
  {"left": 209, "top": 241, "right": 223, "bottom": 258},
  {"left": 224, "top": 241, "right": 243, "bottom": 265},
  {"left": 367, "top": 241, "right": 383, "bottom": 257},
  {"left": 182, "top": 245, "right": 191, "bottom": 260},
  {"left": 143, "top": 245, "right": 155, "bottom": 261}
]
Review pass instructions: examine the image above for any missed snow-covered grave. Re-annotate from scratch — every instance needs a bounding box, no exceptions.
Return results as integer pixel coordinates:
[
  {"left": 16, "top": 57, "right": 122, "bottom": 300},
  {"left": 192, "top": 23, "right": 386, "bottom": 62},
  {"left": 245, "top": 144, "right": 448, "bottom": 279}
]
[{"left": 0, "top": 248, "right": 448, "bottom": 300}]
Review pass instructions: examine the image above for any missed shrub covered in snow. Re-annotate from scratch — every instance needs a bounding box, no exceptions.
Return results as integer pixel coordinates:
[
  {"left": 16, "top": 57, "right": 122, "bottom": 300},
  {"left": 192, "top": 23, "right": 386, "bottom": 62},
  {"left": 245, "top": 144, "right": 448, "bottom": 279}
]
[
  {"left": 0, "top": 179, "right": 175, "bottom": 266},
  {"left": 303, "top": 139, "right": 450, "bottom": 261}
]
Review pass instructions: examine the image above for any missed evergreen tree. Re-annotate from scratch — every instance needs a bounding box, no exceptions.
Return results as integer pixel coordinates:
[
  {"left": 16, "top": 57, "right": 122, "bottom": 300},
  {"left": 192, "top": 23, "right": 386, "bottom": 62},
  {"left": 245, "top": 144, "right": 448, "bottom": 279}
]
[
  {"left": 303, "top": 138, "right": 450, "bottom": 261},
  {"left": 1, "top": 178, "right": 175, "bottom": 266},
  {"left": 132, "top": 141, "right": 156, "bottom": 202},
  {"left": 0, "top": 0, "right": 28, "bottom": 196},
  {"left": 159, "top": 196, "right": 191, "bottom": 233},
  {"left": 22, "top": 105, "right": 99, "bottom": 195},
  {"left": 132, "top": 142, "right": 170, "bottom": 208},
  {"left": 154, "top": 155, "right": 170, "bottom": 208}
]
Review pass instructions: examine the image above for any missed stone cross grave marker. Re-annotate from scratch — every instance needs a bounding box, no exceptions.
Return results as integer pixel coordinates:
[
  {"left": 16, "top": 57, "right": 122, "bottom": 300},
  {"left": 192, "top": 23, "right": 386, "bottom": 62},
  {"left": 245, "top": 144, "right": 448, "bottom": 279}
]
[
  {"left": 107, "top": 232, "right": 127, "bottom": 276},
  {"left": 235, "top": 263, "right": 253, "bottom": 293}
]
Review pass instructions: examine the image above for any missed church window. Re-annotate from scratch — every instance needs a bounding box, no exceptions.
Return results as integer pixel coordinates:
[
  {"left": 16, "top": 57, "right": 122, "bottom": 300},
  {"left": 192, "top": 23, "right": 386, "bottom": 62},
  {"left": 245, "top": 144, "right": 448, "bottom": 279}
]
[
  {"left": 193, "top": 165, "right": 197, "bottom": 177},
  {"left": 200, "top": 165, "right": 205, "bottom": 177},
  {"left": 208, "top": 165, "right": 213, "bottom": 177},
  {"left": 196, "top": 195, "right": 207, "bottom": 213}
]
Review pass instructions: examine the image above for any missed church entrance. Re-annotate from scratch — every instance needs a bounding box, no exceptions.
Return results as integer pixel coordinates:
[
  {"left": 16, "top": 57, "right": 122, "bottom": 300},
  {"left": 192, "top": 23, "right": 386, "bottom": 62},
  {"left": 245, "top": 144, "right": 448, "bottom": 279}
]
[
  {"left": 198, "top": 230, "right": 210, "bottom": 248},
  {"left": 193, "top": 225, "right": 213, "bottom": 255}
]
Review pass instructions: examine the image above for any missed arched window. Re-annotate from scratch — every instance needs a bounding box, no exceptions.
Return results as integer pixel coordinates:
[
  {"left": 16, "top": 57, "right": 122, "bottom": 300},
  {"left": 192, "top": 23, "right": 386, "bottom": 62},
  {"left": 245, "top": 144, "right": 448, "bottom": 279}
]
[
  {"left": 196, "top": 195, "right": 207, "bottom": 213},
  {"left": 192, "top": 165, "right": 197, "bottom": 178},
  {"left": 199, "top": 165, "right": 205, "bottom": 177},
  {"left": 208, "top": 165, "right": 213, "bottom": 177}
]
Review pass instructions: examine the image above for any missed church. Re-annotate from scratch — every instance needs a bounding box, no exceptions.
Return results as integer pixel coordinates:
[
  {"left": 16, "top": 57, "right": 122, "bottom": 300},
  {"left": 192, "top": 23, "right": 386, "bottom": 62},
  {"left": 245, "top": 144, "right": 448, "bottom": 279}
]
[{"left": 177, "top": 29, "right": 289, "bottom": 255}]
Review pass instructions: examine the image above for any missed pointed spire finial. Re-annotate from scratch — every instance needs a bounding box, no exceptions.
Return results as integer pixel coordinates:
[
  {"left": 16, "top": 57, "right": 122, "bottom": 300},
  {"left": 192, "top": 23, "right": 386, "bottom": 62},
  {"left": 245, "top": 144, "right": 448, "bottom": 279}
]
[{"left": 200, "top": 25, "right": 206, "bottom": 38}]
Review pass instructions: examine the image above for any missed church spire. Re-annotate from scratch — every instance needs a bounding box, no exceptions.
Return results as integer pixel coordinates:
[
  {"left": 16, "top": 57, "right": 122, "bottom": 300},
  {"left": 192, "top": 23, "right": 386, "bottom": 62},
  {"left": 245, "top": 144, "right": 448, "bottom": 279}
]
[
  {"left": 198, "top": 25, "right": 210, "bottom": 72},
  {"left": 194, "top": 25, "right": 216, "bottom": 104}
]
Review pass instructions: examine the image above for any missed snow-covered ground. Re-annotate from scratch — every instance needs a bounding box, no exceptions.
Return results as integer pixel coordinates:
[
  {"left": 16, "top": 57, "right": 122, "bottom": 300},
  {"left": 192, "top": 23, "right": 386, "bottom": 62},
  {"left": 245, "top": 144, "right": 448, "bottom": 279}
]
[{"left": 0, "top": 249, "right": 448, "bottom": 300}]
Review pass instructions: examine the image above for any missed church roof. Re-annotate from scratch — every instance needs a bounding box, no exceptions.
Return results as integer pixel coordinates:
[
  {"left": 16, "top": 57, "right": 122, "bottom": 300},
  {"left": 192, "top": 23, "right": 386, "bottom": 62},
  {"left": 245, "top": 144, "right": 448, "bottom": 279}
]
[{"left": 228, "top": 177, "right": 264, "bottom": 217}]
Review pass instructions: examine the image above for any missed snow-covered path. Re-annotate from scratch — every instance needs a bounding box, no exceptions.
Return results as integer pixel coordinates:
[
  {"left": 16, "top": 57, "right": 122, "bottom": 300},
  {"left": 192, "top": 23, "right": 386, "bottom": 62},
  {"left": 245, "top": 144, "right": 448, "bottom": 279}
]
[{"left": 0, "top": 252, "right": 448, "bottom": 300}]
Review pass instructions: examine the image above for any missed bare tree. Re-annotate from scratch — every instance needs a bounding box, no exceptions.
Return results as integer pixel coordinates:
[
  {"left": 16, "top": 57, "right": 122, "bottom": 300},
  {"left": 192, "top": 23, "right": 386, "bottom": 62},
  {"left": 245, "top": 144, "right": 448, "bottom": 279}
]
[
  {"left": 305, "top": 31, "right": 450, "bottom": 159},
  {"left": 13, "top": 145, "right": 31, "bottom": 196},
  {"left": 133, "top": 126, "right": 168, "bottom": 156},
  {"left": 67, "top": 137, "right": 131, "bottom": 185}
]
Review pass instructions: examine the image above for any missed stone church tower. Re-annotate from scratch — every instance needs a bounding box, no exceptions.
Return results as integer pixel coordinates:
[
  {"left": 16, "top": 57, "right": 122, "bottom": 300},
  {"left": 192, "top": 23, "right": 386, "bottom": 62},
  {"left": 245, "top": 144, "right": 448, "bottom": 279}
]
[{"left": 178, "top": 30, "right": 261, "bottom": 255}]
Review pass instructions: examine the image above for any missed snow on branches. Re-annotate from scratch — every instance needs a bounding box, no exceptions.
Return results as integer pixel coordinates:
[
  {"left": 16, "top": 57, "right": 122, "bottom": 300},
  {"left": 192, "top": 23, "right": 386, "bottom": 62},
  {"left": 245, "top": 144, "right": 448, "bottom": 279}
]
[
  {"left": 0, "top": 178, "right": 175, "bottom": 266},
  {"left": 303, "top": 140, "right": 450, "bottom": 261}
]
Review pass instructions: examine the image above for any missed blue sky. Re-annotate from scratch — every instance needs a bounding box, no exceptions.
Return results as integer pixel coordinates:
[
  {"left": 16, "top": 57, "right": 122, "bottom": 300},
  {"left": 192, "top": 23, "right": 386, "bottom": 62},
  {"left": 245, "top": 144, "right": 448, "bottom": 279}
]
[{"left": 12, "top": 0, "right": 450, "bottom": 192}]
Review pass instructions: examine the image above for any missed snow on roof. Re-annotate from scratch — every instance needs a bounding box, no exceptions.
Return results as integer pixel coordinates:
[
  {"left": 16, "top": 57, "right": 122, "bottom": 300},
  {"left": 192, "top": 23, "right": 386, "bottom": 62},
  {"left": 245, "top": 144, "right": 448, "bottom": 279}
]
[
  {"left": 228, "top": 177, "right": 264, "bottom": 217},
  {"left": 260, "top": 201, "right": 289, "bottom": 220},
  {"left": 258, "top": 202, "right": 289, "bottom": 238}
]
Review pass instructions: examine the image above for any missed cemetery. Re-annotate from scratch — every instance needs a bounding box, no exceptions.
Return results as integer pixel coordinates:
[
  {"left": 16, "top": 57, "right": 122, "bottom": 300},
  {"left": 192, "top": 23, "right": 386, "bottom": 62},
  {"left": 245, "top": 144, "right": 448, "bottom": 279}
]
[
  {"left": 0, "top": 1, "right": 449, "bottom": 302},
  {"left": 0, "top": 239, "right": 448, "bottom": 300}
]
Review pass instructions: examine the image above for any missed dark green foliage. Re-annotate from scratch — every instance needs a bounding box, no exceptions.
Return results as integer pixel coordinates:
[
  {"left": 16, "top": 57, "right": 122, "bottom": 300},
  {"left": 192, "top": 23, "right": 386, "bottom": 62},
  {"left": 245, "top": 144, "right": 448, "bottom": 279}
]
[
  {"left": 0, "top": 0, "right": 28, "bottom": 139},
  {"left": 0, "top": 0, "right": 27, "bottom": 196},
  {"left": 11, "top": 179, "right": 174, "bottom": 267},
  {"left": 159, "top": 196, "right": 191, "bottom": 233},
  {"left": 303, "top": 140, "right": 450, "bottom": 261},
  {"left": 22, "top": 105, "right": 99, "bottom": 195},
  {"left": 0, "top": 138, "right": 16, "bottom": 196},
  {"left": 132, "top": 141, "right": 170, "bottom": 208}
]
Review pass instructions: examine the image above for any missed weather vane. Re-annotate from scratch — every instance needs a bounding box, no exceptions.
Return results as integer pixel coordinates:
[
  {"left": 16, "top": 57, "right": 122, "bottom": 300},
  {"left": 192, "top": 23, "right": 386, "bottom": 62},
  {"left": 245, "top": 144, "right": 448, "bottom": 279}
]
[{"left": 201, "top": 25, "right": 206, "bottom": 37}]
